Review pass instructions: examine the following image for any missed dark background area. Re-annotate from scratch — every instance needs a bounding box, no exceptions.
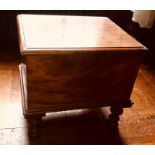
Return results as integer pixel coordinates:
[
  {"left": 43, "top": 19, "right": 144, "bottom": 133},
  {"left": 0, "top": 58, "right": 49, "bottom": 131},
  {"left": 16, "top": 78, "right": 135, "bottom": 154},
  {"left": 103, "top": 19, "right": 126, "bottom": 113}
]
[{"left": 0, "top": 10, "right": 154, "bottom": 66}]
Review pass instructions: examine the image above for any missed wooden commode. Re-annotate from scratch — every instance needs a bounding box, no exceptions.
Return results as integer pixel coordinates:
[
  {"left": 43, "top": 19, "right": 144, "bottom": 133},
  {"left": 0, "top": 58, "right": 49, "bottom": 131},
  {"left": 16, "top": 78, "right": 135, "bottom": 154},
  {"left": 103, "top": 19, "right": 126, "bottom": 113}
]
[{"left": 17, "top": 14, "right": 147, "bottom": 138}]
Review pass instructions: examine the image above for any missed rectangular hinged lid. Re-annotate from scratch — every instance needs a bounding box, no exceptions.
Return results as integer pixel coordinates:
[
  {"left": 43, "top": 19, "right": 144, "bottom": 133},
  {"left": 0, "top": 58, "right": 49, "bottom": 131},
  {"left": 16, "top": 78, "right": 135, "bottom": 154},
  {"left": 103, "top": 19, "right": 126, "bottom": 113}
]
[{"left": 17, "top": 14, "right": 147, "bottom": 55}]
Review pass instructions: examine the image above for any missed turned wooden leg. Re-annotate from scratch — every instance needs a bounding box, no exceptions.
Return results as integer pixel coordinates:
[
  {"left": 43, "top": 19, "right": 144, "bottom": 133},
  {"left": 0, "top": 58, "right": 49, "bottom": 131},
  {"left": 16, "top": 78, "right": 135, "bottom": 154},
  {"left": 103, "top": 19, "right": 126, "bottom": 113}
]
[
  {"left": 108, "top": 105, "right": 123, "bottom": 127},
  {"left": 108, "top": 100, "right": 133, "bottom": 127},
  {"left": 26, "top": 114, "right": 45, "bottom": 139}
]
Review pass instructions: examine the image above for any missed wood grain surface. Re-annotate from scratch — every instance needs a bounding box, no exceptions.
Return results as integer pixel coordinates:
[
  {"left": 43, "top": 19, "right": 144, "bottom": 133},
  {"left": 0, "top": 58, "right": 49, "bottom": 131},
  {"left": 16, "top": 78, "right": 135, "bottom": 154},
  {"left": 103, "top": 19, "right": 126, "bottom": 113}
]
[
  {"left": 17, "top": 15, "right": 147, "bottom": 117},
  {"left": 17, "top": 15, "right": 146, "bottom": 55},
  {"left": 21, "top": 52, "right": 142, "bottom": 114}
]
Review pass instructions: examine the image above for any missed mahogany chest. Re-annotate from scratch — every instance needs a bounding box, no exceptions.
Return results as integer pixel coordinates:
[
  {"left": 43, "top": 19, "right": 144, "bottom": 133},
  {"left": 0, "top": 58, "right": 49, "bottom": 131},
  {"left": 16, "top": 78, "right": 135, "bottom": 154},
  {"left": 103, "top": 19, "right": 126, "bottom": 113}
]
[{"left": 17, "top": 14, "right": 147, "bottom": 138}]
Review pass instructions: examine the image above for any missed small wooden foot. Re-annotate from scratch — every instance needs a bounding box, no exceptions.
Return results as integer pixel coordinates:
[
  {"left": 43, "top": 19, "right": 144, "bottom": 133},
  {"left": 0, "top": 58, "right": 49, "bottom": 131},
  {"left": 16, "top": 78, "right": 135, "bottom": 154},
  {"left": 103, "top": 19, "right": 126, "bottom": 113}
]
[
  {"left": 108, "top": 100, "right": 133, "bottom": 127},
  {"left": 26, "top": 114, "right": 45, "bottom": 139},
  {"left": 108, "top": 105, "right": 123, "bottom": 127}
]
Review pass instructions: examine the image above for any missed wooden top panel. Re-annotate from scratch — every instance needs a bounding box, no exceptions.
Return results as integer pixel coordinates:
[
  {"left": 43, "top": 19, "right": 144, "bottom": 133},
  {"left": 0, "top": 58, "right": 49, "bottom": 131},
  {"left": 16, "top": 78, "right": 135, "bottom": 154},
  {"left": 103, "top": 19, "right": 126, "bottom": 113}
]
[{"left": 17, "top": 14, "right": 146, "bottom": 55}]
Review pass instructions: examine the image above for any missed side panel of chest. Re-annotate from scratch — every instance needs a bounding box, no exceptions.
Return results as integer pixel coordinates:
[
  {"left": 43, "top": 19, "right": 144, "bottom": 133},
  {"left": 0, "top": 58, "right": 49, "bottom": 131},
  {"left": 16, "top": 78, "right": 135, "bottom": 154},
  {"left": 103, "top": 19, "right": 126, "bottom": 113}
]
[{"left": 22, "top": 51, "right": 142, "bottom": 113}]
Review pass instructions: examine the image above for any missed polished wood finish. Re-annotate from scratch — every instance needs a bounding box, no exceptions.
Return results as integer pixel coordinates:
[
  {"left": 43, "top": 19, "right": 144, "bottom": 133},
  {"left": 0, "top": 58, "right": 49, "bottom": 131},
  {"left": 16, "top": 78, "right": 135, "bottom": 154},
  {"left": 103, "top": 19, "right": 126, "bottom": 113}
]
[
  {"left": 0, "top": 54, "right": 155, "bottom": 144},
  {"left": 0, "top": 10, "right": 140, "bottom": 53},
  {"left": 17, "top": 14, "right": 145, "bottom": 54},
  {"left": 22, "top": 53, "right": 142, "bottom": 114},
  {"left": 17, "top": 15, "right": 147, "bottom": 137}
]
